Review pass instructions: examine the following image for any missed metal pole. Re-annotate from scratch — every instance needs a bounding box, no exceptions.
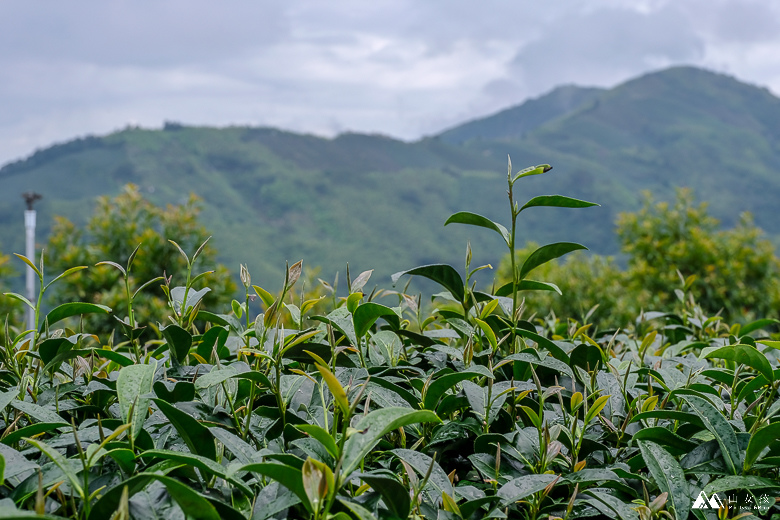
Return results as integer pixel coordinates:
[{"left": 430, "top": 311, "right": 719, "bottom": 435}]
[
  {"left": 24, "top": 209, "right": 36, "bottom": 332},
  {"left": 22, "top": 192, "right": 42, "bottom": 333}
]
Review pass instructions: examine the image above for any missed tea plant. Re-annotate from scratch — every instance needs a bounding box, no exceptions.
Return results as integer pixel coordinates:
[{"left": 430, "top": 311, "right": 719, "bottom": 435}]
[{"left": 0, "top": 159, "right": 777, "bottom": 520}]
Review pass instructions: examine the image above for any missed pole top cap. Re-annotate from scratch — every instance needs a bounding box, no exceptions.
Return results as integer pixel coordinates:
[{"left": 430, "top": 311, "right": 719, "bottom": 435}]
[{"left": 22, "top": 192, "right": 42, "bottom": 210}]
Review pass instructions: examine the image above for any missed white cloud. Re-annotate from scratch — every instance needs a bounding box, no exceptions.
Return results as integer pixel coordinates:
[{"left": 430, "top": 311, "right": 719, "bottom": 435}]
[{"left": 0, "top": 0, "right": 779, "bottom": 166}]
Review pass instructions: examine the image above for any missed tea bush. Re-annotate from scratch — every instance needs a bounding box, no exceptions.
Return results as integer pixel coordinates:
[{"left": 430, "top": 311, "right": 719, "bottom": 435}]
[
  {"left": 0, "top": 160, "right": 778, "bottom": 520},
  {"left": 0, "top": 252, "right": 21, "bottom": 344}
]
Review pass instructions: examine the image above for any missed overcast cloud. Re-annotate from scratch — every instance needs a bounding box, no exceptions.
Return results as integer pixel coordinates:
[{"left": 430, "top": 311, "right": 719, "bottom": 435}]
[{"left": 1, "top": 0, "right": 779, "bottom": 167}]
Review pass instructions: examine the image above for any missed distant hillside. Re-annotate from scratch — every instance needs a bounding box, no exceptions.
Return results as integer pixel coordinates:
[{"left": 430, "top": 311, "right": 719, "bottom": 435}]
[
  {"left": 1, "top": 66, "right": 779, "bottom": 292},
  {"left": 445, "top": 66, "right": 780, "bottom": 236},
  {"left": 437, "top": 85, "right": 604, "bottom": 144},
  {"left": 0, "top": 126, "right": 513, "bottom": 289}
]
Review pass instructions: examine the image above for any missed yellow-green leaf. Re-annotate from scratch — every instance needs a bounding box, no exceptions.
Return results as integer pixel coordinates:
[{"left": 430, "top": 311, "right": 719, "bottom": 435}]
[
  {"left": 584, "top": 395, "right": 611, "bottom": 425},
  {"left": 315, "top": 363, "right": 349, "bottom": 415}
]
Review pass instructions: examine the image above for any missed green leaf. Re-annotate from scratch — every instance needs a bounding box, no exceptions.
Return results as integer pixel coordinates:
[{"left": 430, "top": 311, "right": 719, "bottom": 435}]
[
  {"left": 105, "top": 448, "right": 136, "bottom": 474},
  {"left": 310, "top": 307, "right": 358, "bottom": 347},
  {"left": 0, "top": 453, "right": 4, "bottom": 486},
  {"left": 233, "top": 371, "right": 272, "bottom": 388},
  {"left": 0, "top": 391, "right": 16, "bottom": 413},
  {"left": 519, "top": 195, "right": 599, "bottom": 212},
  {"left": 170, "top": 286, "right": 210, "bottom": 315},
  {"left": 153, "top": 380, "right": 195, "bottom": 403},
  {"left": 391, "top": 264, "right": 464, "bottom": 302},
  {"left": 117, "top": 363, "right": 155, "bottom": 441},
  {"left": 210, "top": 428, "right": 255, "bottom": 465},
  {"left": 38, "top": 336, "right": 79, "bottom": 366},
  {"left": 460, "top": 497, "right": 500, "bottom": 518},
  {"left": 194, "top": 366, "right": 238, "bottom": 391},
  {"left": 0, "top": 506, "right": 68, "bottom": 519},
  {"left": 132, "top": 276, "right": 165, "bottom": 299},
  {"left": 2, "top": 293, "right": 34, "bottom": 311},
  {"left": 629, "top": 410, "right": 705, "bottom": 429},
  {"left": 584, "top": 395, "right": 611, "bottom": 425},
  {"left": 444, "top": 211, "right": 510, "bottom": 246},
  {"left": 10, "top": 400, "right": 67, "bottom": 426},
  {"left": 496, "top": 474, "right": 558, "bottom": 505},
  {"left": 341, "top": 408, "right": 440, "bottom": 477},
  {"left": 682, "top": 395, "right": 741, "bottom": 475},
  {"left": 353, "top": 302, "right": 399, "bottom": 338},
  {"left": 739, "top": 318, "right": 780, "bottom": 336},
  {"left": 44, "top": 266, "right": 89, "bottom": 291},
  {"left": 161, "top": 324, "right": 192, "bottom": 364},
  {"left": 12, "top": 254, "right": 41, "bottom": 279},
  {"left": 584, "top": 490, "right": 640, "bottom": 520},
  {"left": 139, "top": 449, "right": 251, "bottom": 496},
  {"left": 90, "top": 472, "right": 237, "bottom": 520},
  {"left": 745, "top": 422, "right": 780, "bottom": 471},
  {"left": 313, "top": 363, "right": 349, "bottom": 415},
  {"left": 391, "top": 449, "right": 454, "bottom": 497},
  {"left": 638, "top": 440, "right": 691, "bottom": 520},
  {"left": 500, "top": 352, "right": 574, "bottom": 379},
  {"left": 703, "top": 344, "right": 774, "bottom": 383},
  {"left": 0, "top": 445, "right": 37, "bottom": 484},
  {"left": 251, "top": 285, "right": 275, "bottom": 307},
  {"left": 99, "top": 349, "right": 133, "bottom": 367},
  {"left": 494, "top": 279, "right": 562, "bottom": 296},
  {"left": 519, "top": 242, "right": 587, "bottom": 280},
  {"left": 338, "top": 499, "right": 377, "bottom": 520},
  {"left": 474, "top": 318, "right": 497, "bottom": 351},
  {"left": 514, "top": 328, "right": 570, "bottom": 363},
  {"left": 520, "top": 405, "right": 541, "bottom": 428},
  {"left": 168, "top": 239, "right": 190, "bottom": 263},
  {"left": 513, "top": 164, "right": 551, "bottom": 181},
  {"left": 152, "top": 399, "right": 216, "bottom": 461},
  {"left": 39, "top": 302, "right": 111, "bottom": 332},
  {"left": 237, "top": 463, "right": 310, "bottom": 512},
  {"left": 23, "top": 437, "right": 83, "bottom": 499},
  {"left": 423, "top": 366, "right": 493, "bottom": 410},
  {"left": 296, "top": 424, "right": 339, "bottom": 459},
  {"left": 357, "top": 473, "right": 410, "bottom": 518},
  {"left": 148, "top": 474, "right": 222, "bottom": 520},
  {"left": 563, "top": 469, "right": 620, "bottom": 484},
  {"left": 702, "top": 475, "right": 780, "bottom": 495},
  {"left": 2, "top": 423, "right": 69, "bottom": 446},
  {"left": 302, "top": 457, "right": 334, "bottom": 514},
  {"left": 631, "top": 427, "right": 698, "bottom": 454}
]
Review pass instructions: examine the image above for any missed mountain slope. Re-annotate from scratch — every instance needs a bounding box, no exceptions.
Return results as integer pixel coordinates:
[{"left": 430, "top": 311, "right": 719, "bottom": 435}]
[
  {"left": 437, "top": 85, "right": 604, "bottom": 144},
  {"left": 1, "top": 66, "right": 779, "bottom": 292},
  {"left": 0, "top": 126, "right": 517, "bottom": 288},
  {"left": 452, "top": 66, "right": 780, "bottom": 235}
]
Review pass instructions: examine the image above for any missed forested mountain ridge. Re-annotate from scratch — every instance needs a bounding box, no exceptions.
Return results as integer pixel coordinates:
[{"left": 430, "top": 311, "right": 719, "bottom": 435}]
[{"left": 1, "top": 65, "right": 778, "bottom": 287}]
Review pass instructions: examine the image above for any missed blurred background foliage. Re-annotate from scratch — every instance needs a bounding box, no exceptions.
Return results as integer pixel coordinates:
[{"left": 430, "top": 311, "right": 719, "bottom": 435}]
[
  {"left": 497, "top": 188, "right": 780, "bottom": 330},
  {"left": 2, "top": 186, "right": 778, "bottom": 340},
  {"left": 44, "top": 184, "right": 236, "bottom": 337}
]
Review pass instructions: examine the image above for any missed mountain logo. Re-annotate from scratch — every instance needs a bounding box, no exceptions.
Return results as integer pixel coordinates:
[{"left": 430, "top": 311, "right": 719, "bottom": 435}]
[{"left": 692, "top": 491, "right": 725, "bottom": 509}]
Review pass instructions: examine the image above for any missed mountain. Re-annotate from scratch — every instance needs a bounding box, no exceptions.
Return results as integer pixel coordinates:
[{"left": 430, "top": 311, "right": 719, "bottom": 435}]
[
  {"left": 1, "top": 66, "right": 779, "bottom": 291},
  {"left": 444, "top": 66, "right": 780, "bottom": 235},
  {"left": 437, "top": 85, "right": 604, "bottom": 144}
]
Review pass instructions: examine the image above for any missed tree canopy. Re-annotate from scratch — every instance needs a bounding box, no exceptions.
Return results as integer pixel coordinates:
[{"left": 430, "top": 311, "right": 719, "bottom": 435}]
[{"left": 46, "top": 184, "right": 236, "bottom": 337}]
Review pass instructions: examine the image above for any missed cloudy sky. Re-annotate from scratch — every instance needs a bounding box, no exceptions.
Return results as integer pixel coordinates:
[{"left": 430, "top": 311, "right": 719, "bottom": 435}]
[{"left": 1, "top": 0, "right": 779, "bottom": 167}]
